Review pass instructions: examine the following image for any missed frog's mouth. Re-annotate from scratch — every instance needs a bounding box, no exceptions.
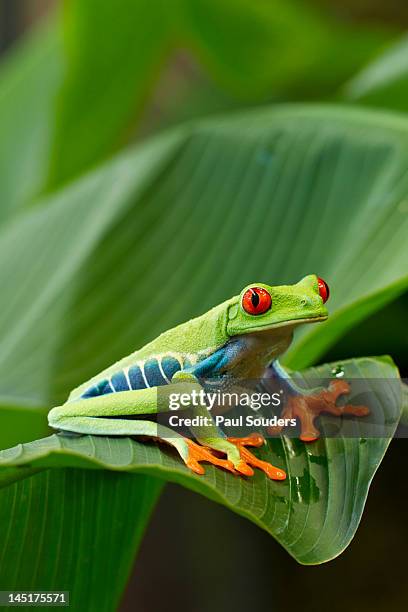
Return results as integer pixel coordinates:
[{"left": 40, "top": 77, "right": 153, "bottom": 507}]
[
  {"left": 241, "top": 313, "right": 328, "bottom": 334},
  {"left": 273, "top": 313, "right": 327, "bottom": 327}
]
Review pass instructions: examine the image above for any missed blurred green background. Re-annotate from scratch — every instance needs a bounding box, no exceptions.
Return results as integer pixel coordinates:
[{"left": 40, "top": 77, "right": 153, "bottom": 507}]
[{"left": 0, "top": 1, "right": 407, "bottom": 611}]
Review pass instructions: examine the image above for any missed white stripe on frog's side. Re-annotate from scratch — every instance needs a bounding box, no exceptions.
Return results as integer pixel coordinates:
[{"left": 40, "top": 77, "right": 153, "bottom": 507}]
[
  {"left": 158, "top": 359, "right": 171, "bottom": 383},
  {"left": 140, "top": 362, "right": 150, "bottom": 388},
  {"left": 130, "top": 347, "right": 217, "bottom": 383},
  {"left": 82, "top": 347, "right": 220, "bottom": 399},
  {"left": 124, "top": 367, "right": 132, "bottom": 389},
  {"left": 135, "top": 350, "right": 210, "bottom": 372}
]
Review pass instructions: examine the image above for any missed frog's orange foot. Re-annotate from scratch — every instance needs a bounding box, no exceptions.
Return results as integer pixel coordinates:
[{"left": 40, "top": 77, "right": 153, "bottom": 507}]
[
  {"left": 185, "top": 439, "right": 235, "bottom": 476},
  {"left": 227, "top": 433, "right": 286, "bottom": 480},
  {"left": 268, "top": 380, "right": 369, "bottom": 442},
  {"left": 185, "top": 434, "right": 286, "bottom": 480}
]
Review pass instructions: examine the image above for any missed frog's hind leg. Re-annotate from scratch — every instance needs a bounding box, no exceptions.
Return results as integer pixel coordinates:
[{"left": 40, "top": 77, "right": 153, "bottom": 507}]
[
  {"left": 51, "top": 409, "right": 282, "bottom": 478},
  {"left": 48, "top": 384, "right": 237, "bottom": 476},
  {"left": 48, "top": 384, "right": 285, "bottom": 479},
  {"left": 51, "top": 414, "right": 236, "bottom": 476}
]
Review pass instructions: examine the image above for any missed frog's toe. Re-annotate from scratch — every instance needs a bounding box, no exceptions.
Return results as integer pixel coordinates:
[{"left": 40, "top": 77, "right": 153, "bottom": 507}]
[
  {"left": 342, "top": 404, "right": 370, "bottom": 417},
  {"left": 184, "top": 439, "right": 235, "bottom": 476},
  {"left": 235, "top": 461, "right": 254, "bottom": 477},
  {"left": 227, "top": 434, "right": 286, "bottom": 481}
]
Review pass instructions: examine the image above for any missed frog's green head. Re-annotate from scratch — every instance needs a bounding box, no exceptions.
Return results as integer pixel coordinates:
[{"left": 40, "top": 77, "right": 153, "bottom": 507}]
[{"left": 227, "top": 275, "right": 329, "bottom": 336}]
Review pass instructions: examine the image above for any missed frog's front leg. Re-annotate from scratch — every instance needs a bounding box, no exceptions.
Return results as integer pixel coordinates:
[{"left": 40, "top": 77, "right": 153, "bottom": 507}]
[
  {"left": 200, "top": 432, "right": 286, "bottom": 480},
  {"left": 189, "top": 408, "right": 286, "bottom": 480},
  {"left": 265, "top": 361, "right": 369, "bottom": 441},
  {"left": 169, "top": 371, "right": 286, "bottom": 480},
  {"left": 175, "top": 352, "right": 288, "bottom": 479}
]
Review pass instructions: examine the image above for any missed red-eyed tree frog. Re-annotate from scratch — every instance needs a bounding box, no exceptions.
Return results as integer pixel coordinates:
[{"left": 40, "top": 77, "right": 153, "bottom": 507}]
[{"left": 48, "top": 275, "right": 368, "bottom": 480}]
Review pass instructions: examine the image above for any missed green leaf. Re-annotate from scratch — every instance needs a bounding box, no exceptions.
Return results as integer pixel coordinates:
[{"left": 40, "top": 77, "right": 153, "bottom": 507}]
[
  {"left": 0, "top": 129, "right": 184, "bottom": 405},
  {"left": 180, "top": 0, "right": 325, "bottom": 96},
  {"left": 13, "top": 105, "right": 408, "bottom": 403},
  {"left": 48, "top": 0, "right": 391, "bottom": 186},
  {"left": 0, "top": 357, "right": 401, "bottom": 564},
  {"left": 0, "top": 105, "right": 406, "bottom": 575},
  {"left": 48, "top": 0, "right": 172, "bottom": 188},
  {"left": 0, "top": 129, "right": 184, "bottom": 603},
  {"left": 0, "top": 469, "right": 162, "bottom": 611},
  {"left": 0, "top": 17, "right": 62, "bottom": 221},
  {"left": 344, "top": 34, "right": 408, "bottom": 112},
  {"left": 180, "top": 0, "right": 391, "bottom": 99},
  {"left": 0, "top": 106, "right": 407, "bottom": 404}
]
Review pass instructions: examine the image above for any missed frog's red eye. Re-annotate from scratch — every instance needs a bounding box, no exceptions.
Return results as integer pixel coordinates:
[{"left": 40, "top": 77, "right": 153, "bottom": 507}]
[
  {"left": 242, "top": 287, "right": 272, "bottom": 315},
  {"left": 317, "top": 277, "right": 330, "bottom": 303}
]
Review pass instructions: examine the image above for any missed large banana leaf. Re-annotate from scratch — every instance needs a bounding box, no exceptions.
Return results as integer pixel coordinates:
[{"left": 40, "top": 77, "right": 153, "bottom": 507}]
[
  {"left": 0, "top": 19, "right": 62, "bottom": 222},
  {"left": 48, "top": 0, "right": 172, "bottom": 189},
  {"left": 48, "top": 0, "right": 391, "bottom": 185},
  {"left": 1, "top": 103, "right": 407, "bottom": 418},
  {"left": 1, "top": 105, "right": 405, "bottom": 408},
  {"left": 0, "top": 357, "right": 401, "bottom": 565},
  {"left": 0, "top": 469, "right": 162, "bottom": 612},
  {"left": 0, "top": 105, "right": 406, "bottom": 601}
]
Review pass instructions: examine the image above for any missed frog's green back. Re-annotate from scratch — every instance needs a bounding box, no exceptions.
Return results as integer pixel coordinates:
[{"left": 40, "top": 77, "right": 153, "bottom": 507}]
[{"left": 69, "top": 297, "right": 235, "bottom": 400}]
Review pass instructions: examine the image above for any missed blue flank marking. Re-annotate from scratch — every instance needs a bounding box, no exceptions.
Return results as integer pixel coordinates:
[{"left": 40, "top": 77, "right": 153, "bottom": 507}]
[
  {"left": 111, "top": 371, "right": 130, "bottom": 392},
  {"left": 190, "top": 348, "right": 229, "bottom": 378},
  {"left": 128, "top": 365, "right": 146, "bottom": 390},
  {"left": 80, "top": 354, "right": 189, "bottom": 398},
  {"left": 161, "top": 356, "right": 182, "bottom": 380},
  {"left": 144, "top": 358, "right": 167, "bottom": 387},
  {"left": 81, "top": 379, "right": 113, "bottom": 398}
]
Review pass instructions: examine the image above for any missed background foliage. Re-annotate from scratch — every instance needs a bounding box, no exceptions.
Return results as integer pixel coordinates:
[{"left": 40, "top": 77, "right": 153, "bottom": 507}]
[{"left": 0, "top": 1, "right": 407, "bottom": 611}]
